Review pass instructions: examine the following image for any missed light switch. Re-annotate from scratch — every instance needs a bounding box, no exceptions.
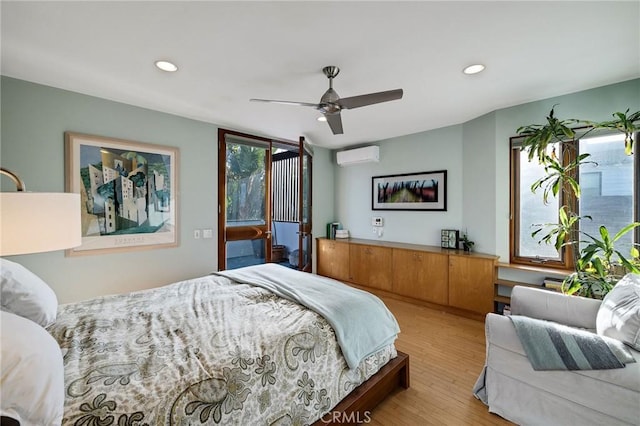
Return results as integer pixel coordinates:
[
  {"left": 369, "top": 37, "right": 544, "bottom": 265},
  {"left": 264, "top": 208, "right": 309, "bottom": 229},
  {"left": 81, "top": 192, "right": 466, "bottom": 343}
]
[
  {"left": 203, "top": 229, "right": 213, "bottom": 239},
  {"left": 194, "top": 229, "right": 201, "bottom": 239}
]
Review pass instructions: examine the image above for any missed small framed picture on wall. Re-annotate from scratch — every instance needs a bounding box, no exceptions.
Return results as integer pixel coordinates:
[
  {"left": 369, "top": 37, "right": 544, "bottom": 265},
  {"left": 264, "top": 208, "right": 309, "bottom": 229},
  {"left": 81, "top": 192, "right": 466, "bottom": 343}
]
[{"left": 372, "top": 170, "right": 447, "bottom": 211}]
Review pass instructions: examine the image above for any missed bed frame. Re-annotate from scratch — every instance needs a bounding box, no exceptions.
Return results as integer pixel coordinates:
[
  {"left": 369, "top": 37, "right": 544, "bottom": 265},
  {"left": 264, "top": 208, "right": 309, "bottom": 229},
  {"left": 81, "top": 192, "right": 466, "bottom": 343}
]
[{"left": 313, "top": 351, "right": 410, "bottom": 425}]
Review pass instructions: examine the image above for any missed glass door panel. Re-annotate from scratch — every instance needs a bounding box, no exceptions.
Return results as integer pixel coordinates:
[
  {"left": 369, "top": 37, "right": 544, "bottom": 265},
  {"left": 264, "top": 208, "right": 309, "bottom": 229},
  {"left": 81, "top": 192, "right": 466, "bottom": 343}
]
[
  {"left": 298, "top": 137, "right": 313, "bottom": 272},
  {"left": 219, "top": 132, "right": 271, "bottom": 270},
  {"left": 225, "top": 141, "right": 267, "bottom": 226},
  {"left": 270, "top": 142, "right": 302, "bottom": 269},
  {"left": 226, "top": 239, "right": 265, "bottom": 270}
]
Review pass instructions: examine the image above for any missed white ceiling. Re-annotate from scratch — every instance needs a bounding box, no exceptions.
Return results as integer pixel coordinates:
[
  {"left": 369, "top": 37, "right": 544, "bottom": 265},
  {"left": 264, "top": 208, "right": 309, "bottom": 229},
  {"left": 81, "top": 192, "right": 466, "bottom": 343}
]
[{"left": 2, "top": 1, "right": 639, "bottom": 149}]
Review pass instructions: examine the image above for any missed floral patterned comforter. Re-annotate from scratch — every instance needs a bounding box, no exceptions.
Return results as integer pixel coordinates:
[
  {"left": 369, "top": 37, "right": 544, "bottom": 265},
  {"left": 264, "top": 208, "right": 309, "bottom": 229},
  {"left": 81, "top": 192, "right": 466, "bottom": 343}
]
[{"left": 48, "top": 274, "right": 397, "bottom": 425}]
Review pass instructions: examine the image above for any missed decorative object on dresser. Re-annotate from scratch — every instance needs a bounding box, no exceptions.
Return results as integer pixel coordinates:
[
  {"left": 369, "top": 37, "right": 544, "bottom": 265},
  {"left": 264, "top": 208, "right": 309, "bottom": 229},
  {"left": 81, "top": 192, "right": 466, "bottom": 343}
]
[
  {"left": 441, "top": 229, "right": 459, "bottom": 249},
  {"left": 459, "top": 232, "right": 475, "bottom": 252},
  {"left": 65, "top": 132, "right": 178, "bottom": 256},
  {"left": 326, "top": 221, "right": 341, "bottom": 239},
  {"left": 335, "top": 229, "right": 350, "bottom": 239},
  {"left": 372, "top": 170, "right": 447, "bottom": 211}
]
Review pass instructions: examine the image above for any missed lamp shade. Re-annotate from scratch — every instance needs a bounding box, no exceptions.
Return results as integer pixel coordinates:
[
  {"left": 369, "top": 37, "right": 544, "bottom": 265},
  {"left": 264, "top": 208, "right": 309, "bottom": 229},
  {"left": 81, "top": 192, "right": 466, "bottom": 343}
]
[{"left": 0, "top": 192, "right": 81, "bottom": 256}]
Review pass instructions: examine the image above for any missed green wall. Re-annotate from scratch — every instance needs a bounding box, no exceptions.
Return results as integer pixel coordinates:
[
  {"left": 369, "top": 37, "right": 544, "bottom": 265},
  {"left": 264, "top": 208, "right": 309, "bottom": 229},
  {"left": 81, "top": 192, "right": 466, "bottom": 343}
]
[
  {"left": 335, "top": 124, "right": 464, "bottom": 242},
  {"left": 1, "top": 76, "right": 334, "bottom": 302},
  {"left": 333, "top": 78, "right": 640, "bottom": 262}
]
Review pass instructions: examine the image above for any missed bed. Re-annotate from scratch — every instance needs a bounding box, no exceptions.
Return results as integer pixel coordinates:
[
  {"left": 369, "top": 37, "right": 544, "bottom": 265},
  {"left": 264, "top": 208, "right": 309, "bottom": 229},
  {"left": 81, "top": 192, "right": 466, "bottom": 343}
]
[{"left": 0, "top": 260, "right": 409, "bottom": 425}]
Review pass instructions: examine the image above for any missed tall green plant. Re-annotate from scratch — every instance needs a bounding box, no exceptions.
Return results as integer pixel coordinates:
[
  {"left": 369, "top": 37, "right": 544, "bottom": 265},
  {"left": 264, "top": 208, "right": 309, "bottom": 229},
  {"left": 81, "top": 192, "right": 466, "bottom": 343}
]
[
  {"left": 517, "top": 107, "right": 640, "bottom": 298},
  {"left": 593, "top": 109, "right": 640, "bottom": 155},
  {"left": 564, "top": 225, "right": 640, "bottom": 298}
]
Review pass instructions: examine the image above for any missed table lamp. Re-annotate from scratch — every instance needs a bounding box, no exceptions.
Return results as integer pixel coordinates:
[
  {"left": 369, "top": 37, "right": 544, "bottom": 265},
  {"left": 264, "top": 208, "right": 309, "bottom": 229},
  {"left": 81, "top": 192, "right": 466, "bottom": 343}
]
[{"left": 0, "top": 167, "right": 81, "bottom": 255}]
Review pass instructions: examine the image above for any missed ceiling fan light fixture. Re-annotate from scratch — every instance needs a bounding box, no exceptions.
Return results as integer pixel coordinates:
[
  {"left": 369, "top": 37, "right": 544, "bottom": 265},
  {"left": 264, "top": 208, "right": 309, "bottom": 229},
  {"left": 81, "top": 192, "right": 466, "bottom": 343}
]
[
  {"left": 463, "top": 64, "right": 485, "bottom": 75},
  {"left": 155, "top": 60, "right": 178, "bottom": 72},
  {"left": 250, "top": 65, "right": 403, "bottom": 135}
]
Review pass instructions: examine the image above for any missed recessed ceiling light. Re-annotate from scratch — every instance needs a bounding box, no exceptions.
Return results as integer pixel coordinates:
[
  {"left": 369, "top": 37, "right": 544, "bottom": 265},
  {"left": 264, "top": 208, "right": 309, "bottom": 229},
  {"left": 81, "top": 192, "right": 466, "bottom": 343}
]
[
  {"left": 317, "top": 116, "right": 327, "bottom": 122},
  {"left": 463, "top": 64, "right": 485, "bottom": 75},
  {"left": 155, "top": 60, "right": 178, "bottom": 72}
]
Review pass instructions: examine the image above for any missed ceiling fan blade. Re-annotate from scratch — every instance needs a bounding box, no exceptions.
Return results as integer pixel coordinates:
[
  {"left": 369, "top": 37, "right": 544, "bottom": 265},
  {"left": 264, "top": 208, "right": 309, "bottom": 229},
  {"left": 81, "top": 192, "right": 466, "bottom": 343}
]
[
  {"left": 249, "top": 98, "right": 320, "bottom": 108},
  {"left": 325, "top": 113, "right": 343, "bottom": 135},
  {"left": 338, "top": 89, "right": 403, "bottom": 110}
]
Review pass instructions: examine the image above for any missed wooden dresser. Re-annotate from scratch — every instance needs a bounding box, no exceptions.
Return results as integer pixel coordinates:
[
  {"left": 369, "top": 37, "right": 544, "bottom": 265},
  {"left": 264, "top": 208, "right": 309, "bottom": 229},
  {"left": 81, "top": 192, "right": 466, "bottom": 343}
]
[{"left": 317, "top": 237, "right": 498, "bottom": 320}]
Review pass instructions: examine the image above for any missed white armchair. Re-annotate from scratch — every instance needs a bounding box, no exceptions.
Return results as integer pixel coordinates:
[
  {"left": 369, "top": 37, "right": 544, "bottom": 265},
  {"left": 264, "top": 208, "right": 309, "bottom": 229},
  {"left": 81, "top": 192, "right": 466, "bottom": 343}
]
[{"left": 474, "top": 285, "right": 640, "bottom": 426}]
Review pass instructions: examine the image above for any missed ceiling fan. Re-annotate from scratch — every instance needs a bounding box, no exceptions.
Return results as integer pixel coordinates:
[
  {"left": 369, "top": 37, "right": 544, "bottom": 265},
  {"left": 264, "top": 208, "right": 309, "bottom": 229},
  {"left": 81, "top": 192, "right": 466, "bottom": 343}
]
[{"left": 250, "top": 66, "right": 403, "bottom": 135}]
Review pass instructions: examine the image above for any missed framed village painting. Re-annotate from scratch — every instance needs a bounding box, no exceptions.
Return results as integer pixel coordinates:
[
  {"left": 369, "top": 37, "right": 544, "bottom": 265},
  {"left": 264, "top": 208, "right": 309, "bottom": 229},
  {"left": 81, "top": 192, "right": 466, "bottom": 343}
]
[
  {"left": 372, "top": 170, "right": 447, "bottom": 211},
  {"left": 65, "top": 132, "right": 179, "bottom": 256}
]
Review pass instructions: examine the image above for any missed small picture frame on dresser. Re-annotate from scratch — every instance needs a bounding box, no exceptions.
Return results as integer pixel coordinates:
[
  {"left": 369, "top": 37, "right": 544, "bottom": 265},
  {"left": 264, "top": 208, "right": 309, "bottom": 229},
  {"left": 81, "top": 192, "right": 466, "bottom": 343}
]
[{"left": 441, "top": 229, "right": 459, "bottom": 249}]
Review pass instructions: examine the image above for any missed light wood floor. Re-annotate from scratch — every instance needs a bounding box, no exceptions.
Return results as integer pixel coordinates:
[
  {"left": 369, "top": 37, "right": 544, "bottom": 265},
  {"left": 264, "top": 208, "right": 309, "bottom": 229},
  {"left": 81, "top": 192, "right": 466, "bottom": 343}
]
[{"left": 368, "top": 297, "right": 514, "bottom": 426}]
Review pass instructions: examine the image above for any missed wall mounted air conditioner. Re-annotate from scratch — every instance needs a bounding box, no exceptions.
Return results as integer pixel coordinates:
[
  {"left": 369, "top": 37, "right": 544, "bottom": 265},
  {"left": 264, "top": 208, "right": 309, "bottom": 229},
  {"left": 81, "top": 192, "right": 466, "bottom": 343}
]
[{"left": 336, "top": 145, "right": 380, "bottom": 166}]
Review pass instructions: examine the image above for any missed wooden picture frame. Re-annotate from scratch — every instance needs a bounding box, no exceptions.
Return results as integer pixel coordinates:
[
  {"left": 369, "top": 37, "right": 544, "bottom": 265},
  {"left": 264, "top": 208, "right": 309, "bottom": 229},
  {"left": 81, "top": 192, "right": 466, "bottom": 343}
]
[
  {"left": 372, "top": 170, "right": 447, "bottom": 211},
  {"left": 65, "top": 132, "right": 179, "bottom": 256}
]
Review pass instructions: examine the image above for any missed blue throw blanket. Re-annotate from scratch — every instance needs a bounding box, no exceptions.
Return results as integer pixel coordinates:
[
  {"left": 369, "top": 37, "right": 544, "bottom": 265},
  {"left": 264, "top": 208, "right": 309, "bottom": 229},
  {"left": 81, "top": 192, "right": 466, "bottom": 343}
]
[
  {"left": 509, "top": 315, "right": 635, "bottom": 370},
  {"left": 215, "top": 264, "right": 400, "bottom": 369}
]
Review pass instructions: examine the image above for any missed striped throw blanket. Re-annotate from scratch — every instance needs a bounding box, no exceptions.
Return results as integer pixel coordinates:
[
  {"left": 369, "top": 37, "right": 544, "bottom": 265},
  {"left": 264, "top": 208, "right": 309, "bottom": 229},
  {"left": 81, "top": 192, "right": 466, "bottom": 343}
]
[{"left": 510, "top": 315, "right": 636, "bottom": 370}]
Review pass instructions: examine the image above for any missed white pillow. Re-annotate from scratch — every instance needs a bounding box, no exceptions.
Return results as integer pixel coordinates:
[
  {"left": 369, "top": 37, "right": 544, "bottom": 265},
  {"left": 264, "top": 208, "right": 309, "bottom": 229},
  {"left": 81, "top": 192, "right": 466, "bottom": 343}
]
[
  {"left": 0, "top": 311, "right": 65, "bottom": 425},
  {"left": 596, "top": 273, "right": 640, "bottom": 351},
  {"left": 0, "top": 258, "right": 58, "bottom": 327}
]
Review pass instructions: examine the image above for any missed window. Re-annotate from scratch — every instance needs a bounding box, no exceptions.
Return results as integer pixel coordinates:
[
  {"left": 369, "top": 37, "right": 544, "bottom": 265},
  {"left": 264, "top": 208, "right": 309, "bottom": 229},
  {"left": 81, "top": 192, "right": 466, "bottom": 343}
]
[{"left": 510, "top": 132, "right": 638, "bottom": 269}]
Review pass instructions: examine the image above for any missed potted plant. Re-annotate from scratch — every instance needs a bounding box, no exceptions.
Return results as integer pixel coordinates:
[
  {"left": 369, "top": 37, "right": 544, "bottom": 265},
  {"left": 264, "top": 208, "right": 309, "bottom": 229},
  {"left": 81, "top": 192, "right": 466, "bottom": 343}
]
[
  {"left": 517, "top": 108, "right": 640, "bottom": 298},
  {"left": 460, "top": 234, "right": 475, "bottom": 252}
]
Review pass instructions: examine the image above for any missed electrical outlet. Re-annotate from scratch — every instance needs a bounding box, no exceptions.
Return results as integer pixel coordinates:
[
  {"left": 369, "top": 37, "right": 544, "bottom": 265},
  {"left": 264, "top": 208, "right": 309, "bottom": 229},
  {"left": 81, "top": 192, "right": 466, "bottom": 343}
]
[{"left": 372, "top": 217, "right": 384, "bottom": 227}]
